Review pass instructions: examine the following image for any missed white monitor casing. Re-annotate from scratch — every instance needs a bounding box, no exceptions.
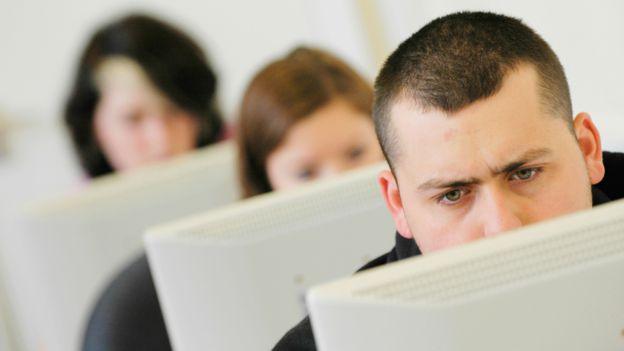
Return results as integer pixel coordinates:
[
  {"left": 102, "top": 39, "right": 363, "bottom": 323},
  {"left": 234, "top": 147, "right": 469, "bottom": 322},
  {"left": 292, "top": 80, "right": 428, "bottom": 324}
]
[
  {"left": 5, "top": 141, "right": 239, "bottom": 351},
  {"left": 145, "top": 162, "right": 396, "bottom": 351},
  {"left": 308, "top": 198, "right": 624, "bottom": 351}
]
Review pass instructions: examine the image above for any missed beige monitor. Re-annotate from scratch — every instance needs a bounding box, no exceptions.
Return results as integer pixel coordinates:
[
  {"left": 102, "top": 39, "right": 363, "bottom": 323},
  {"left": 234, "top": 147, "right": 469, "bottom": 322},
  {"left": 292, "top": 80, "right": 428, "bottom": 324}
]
[
  {"left": 145, "top": 163, "right": 396, "bottom": 351},
  {"left": 0, "top": 308, "right": 11, "bottom": 351},
  {"left": 307, "top": 198, "right": 624, "bottom": 351},
  {"left": 4, "top": 141, "right": 239, "bottom": 351}
]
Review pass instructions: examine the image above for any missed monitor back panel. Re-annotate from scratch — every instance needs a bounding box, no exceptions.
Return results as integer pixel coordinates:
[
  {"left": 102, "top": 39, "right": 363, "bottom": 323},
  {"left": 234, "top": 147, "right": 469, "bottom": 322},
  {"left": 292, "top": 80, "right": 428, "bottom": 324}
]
[
  {"left": 145, "top": 163, "right": 396, "bottom": 351},
  {"left": 6, "top": 142, "right": 239, "bottom": 351},
  {"left": 307, "top": 199, "right": 624, "bottom": 351}
]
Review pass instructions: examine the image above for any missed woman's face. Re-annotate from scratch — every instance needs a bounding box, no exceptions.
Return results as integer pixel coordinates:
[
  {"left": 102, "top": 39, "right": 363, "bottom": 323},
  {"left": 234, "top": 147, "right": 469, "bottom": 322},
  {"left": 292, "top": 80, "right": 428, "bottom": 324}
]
[
  {"left": 266, "top": 98, "right": 384, "bottom": 191},
  {"left": 93, "top": 58, "right": 199, "bottom": 172}
]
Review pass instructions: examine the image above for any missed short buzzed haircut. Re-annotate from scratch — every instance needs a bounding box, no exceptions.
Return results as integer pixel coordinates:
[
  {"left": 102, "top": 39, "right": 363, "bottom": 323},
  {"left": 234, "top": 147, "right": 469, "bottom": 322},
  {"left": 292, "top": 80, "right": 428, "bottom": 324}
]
[{"left": 373, "top": 11, "right": 573, "bottom": 168}]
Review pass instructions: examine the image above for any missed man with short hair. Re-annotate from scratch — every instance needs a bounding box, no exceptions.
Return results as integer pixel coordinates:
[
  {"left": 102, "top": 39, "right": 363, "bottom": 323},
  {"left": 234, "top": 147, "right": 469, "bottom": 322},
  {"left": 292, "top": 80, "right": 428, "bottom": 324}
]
[{"left": 274, "top": 11, "right": 624, "bottom": 350}]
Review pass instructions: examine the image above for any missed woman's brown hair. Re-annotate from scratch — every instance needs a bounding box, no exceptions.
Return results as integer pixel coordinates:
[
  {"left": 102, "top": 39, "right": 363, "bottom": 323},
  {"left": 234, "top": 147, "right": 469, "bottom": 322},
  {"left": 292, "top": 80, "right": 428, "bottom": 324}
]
[{"left": 237, "top": 46, "right": 373, "bottom": 198}]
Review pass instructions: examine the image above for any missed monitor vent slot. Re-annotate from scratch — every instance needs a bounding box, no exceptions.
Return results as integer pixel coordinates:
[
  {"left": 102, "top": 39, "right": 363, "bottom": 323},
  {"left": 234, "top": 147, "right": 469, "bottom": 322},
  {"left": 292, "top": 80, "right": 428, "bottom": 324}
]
[{"left": 354, "top": 217, "right": 624, "bottom": 304}]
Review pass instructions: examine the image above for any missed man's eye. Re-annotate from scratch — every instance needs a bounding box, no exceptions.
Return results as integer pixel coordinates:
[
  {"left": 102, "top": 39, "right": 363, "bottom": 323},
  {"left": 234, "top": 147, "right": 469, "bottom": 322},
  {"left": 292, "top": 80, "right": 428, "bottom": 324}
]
[
  {"left": 439, "top": 189, "right": 465, "bottom": 204},
  {"left": 510, "top": 168, "right": 539, "bottom": 181}
]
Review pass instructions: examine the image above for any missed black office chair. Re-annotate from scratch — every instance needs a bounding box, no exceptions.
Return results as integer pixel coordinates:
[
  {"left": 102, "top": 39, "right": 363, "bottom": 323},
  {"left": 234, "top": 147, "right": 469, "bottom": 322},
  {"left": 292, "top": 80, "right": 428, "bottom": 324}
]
[{"left": 82, "top": 253, "right": 172, "bottom": 351}]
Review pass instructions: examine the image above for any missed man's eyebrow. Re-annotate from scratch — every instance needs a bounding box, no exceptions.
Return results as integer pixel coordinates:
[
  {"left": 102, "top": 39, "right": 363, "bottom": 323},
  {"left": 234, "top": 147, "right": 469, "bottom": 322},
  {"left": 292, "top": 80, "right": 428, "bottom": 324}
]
[
  {"left": 416, "top": 148, "right": 552, "bottom": 192},
  {"left": 492, "top": 147, "right": 553, "bottom": 175},
  {"left": 417, "top": 177, "right": 482, "bottom": 191}
]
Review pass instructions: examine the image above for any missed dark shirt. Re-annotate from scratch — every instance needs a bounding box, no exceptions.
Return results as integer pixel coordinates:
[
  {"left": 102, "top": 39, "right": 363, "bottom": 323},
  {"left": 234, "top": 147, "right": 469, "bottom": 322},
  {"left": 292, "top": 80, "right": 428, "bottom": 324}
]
[
  {"left": 82, "top": 254, "right": 172, "bottom": 351},
  {"left": 273, "top": 151, "right": 624, "bottom": 351}
]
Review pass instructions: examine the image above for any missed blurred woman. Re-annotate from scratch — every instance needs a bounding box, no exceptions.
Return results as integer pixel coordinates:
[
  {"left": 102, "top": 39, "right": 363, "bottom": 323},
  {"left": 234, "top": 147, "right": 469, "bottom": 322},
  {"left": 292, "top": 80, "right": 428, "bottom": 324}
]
[
  {"left": 237, "top": 47, "right": 384, "bottom": 198},
  {"left": 68, "top": 13, "right": 224, "bottom": 351},
  {"left": 64, "top": 13, "right": 224, "bottom": 178}
]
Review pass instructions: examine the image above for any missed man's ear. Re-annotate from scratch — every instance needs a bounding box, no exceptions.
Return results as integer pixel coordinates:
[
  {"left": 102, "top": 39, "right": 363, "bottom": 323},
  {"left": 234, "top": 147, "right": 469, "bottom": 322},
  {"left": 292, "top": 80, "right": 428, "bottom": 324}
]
[
  {"left": 574, "top": 112, "right": 605, "bottom": 185},
  {"left": 378, "top": 169, "right": 413, "bottom": 239}
]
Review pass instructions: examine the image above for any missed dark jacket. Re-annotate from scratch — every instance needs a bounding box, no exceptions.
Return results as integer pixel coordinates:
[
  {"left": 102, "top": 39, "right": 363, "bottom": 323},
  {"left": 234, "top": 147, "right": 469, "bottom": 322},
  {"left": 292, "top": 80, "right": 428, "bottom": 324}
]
[
  {"left": 273, "top": 151, "right": 624, "bottom": 351},
  {"left": 82, "top": 254, "right": 172, "bottom": 351}
]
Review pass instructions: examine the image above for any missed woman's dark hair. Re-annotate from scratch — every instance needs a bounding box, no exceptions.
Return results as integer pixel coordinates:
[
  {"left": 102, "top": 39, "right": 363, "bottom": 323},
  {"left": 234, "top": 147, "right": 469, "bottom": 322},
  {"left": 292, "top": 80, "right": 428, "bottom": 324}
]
[
  {"left": 237, "top": 47, "right": 373, "bottom": 198},
  {"left": 64, "top": 13, "right": 224, "bottom": 177}
]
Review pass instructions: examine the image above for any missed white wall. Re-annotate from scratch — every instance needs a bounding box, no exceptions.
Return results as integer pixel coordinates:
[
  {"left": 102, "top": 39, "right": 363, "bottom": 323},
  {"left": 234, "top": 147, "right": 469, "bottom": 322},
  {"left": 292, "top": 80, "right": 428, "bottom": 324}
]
[{"left": 0, "top": 0, "right": 375, "bottom": 124}]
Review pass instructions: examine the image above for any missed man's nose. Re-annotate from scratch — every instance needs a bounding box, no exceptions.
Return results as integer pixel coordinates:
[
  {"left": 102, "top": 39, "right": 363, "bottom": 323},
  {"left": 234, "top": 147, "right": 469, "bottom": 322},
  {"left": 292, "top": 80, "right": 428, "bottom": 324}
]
[{"left": 481, "top": 188, "right": 523, "bottom": 238}]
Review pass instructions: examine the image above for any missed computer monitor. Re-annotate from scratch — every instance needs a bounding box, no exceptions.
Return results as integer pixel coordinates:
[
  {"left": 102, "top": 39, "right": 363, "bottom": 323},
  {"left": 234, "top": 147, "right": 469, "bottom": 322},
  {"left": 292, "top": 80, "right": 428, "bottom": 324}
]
[
  {"left": 144, "top": 163, "right": 396, "bottom": 351},
  {"left": 4, "top": 141, "right": 239, "bottom": 351},
  {"left": 307, "top": 198, "right": 624, "bottom": 351},
  {"left": 0, "top": 308, "right": 11, "bottom": 351},
  {"left": 0, "top": 245, "right": 16, "bottom": 351}
]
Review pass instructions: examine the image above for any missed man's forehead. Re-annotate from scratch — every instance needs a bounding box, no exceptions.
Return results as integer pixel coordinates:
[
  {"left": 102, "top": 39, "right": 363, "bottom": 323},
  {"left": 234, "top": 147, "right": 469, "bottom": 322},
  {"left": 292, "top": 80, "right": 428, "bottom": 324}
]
[
  {"left": 387, "top": 104, "right": 564, "bottom": 185},
  {"left": 388, "top": 66, "right": 547, "bottom": 152},
  {"left": 389, "top": 97, "right": 484, "bottom": 159}
]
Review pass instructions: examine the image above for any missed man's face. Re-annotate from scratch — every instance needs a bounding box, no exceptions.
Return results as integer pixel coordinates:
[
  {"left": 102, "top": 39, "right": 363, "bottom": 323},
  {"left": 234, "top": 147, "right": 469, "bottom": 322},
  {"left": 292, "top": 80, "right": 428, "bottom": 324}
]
[{"left": 379, "top": 64, "right": 605, "bottom": 253}]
